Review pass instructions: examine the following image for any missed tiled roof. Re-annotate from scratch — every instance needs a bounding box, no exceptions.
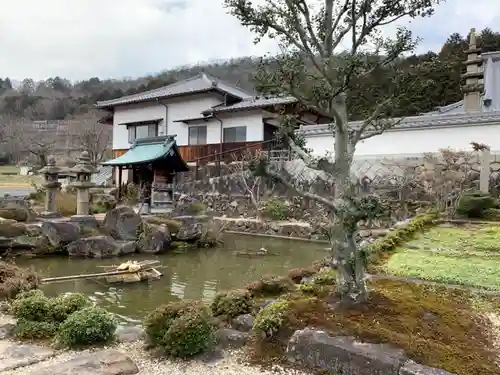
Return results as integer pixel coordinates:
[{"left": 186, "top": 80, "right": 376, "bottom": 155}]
[
  {"left": 203, "top": 96, "right": 298, "bottom": 115},
  {"left": 95, "top": 73, "right": 253, "bottom": 109},
  {"left": 300, "top": 110, "right": 500, "bottom": 136}
]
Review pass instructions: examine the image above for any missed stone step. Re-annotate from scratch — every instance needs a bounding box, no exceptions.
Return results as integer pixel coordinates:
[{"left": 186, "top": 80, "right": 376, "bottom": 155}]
[{"left": 0, "top": 340, "right": 138, "bottom": 375}]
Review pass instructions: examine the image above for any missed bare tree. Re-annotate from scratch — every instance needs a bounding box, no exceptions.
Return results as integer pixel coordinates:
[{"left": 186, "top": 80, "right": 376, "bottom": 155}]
[
  {"left": 25, "top": 133, "right": 57, "bottom": 169},
  {"left": 224, "top": 0, "right": 441, "bottom": 302},
  {"left": 69, "top": 117, "right": 111, "bottom": 166},
  {"left": 227, "top": 151, "right": 275, "bottom": 214}
]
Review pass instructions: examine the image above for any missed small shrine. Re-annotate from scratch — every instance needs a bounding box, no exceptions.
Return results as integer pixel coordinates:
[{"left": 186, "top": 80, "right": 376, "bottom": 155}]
[{"left": 101, "top": 135, "right": 189, "bottom": 213}]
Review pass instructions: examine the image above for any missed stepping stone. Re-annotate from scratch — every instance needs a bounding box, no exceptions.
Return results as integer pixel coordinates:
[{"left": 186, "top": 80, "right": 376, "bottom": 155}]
[
  {"left": 24, "top": 349, "right": 138, "bottom": 375},
  {"left": 0, "top": 341, "right": 54, "bottom": 372}
]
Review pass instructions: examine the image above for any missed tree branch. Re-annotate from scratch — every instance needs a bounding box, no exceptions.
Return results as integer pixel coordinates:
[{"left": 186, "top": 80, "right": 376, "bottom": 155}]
[{"left": 265, "top": 167, "right": 338, "bottom": 211}]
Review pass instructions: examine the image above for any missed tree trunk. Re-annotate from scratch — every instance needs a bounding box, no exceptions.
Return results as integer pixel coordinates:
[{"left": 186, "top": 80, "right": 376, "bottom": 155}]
[{"left": 331, "top": 94, "right": 367, "bottom": 303}]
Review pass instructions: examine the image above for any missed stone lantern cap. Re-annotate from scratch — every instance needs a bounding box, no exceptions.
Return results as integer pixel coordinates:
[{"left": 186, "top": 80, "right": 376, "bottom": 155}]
[
  {"left": 39, "top": 155, "right": 63, "bottom": 175},
  {"left": 69, "top": 151, "right": 98, "bottom": 175}
]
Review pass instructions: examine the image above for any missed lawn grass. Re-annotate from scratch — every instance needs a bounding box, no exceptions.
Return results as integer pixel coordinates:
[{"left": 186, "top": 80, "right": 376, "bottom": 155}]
[
  {"left": 0, "top": 165, "right": 42, "bottom": 185},
  {"left": 0, "top": 165, "right": 20, "bottom": 174},
  {"left": 251, "top": 279, "right": 500, "bottom": 375},
  {"left": 384, "top": 225, "right": 500, "bottom": 290}
]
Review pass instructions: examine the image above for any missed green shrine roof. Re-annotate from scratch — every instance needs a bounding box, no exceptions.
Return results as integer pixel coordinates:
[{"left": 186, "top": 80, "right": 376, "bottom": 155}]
[{"left": 102, "top": 136, "right": 188, "bottom": 171}]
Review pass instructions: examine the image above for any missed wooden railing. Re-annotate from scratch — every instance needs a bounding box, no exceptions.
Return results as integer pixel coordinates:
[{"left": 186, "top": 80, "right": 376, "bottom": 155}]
[
  {"left": 180, "top": 138, "right": 291, "bottom": 180},
  {"left": 178, "top": 142, "right": 263, "bottom": 163}
]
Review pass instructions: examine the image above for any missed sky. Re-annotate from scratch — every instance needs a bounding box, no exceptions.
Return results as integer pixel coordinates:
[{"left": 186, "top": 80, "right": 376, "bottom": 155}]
[{"left": 0, "top": 0, "right": 499, "bottom": 82}]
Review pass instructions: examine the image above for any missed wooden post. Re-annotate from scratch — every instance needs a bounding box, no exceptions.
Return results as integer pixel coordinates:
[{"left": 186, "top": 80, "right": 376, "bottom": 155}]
[
  {"left": 480, "top": 149, "right": 491, "bottom": 193},
  {"left": 118, "top": 166, "right": 123, "bottom": 199},
  {"left": 172, "top": 172, "right": 176, "bottom": 207}
]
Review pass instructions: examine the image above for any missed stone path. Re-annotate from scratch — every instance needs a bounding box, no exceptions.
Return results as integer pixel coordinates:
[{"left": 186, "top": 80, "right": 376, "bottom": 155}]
[{"left": 0, "top": 340, "right": 138, "bottom": 375}]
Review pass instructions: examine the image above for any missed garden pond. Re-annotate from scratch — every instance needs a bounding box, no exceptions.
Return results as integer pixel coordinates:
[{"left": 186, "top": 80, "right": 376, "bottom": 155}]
[{"left": 17, "top": 234, "right": 327, "bottom": 319}]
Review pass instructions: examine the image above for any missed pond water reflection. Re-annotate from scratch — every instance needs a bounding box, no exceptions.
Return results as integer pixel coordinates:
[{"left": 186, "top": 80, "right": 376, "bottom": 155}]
[{"left": 18, "top": 234, "right": 327, "bottom": 319}]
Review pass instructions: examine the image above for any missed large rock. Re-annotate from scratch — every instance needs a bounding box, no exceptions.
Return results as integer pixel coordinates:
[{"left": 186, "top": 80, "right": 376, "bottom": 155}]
[
  {"left": 66, "top": 236, "right": 125, "bottom": 258},
  {"left": 11, "top": 235, "right": 51, "bottom": 252},
  {"left": 104, "top": 207, "right": 141, "bottom": 241},
  {"left": 232, "top": 314, "right": 254, "bottom": 332},
  {"left": 0, "top": 341, "right": 54, "bottom": 371},
  {"left": 115, "top": 325, "right": 145, "bottom": 343},
  {"left": 286, "top": 328, "right": 407, "bottom": 375},
  {"left": 25, "top": 349, "right": 138, "bottom": 375},
  {"left": 400, "top": 361, "right": 458, "bottom": 375},
  {"left": 0, "top": 220, "right": 27, "bottom": 237},
  {"left": 215, "top": 328, "right": 249, "bottom": 349},
  {"left": 116, "top": 241, "right": 137, "bottom": 255},
  {"left": 41, "top": 221, "right": 80, "bottom": 247},
  {"left": 0, "top": 204, "right": 32, "bottom": 222},
  {"left": 176, "top": 222, "right": 203, "bottom": 242},
  {"left": 0, "top": 320, "right": 16, "bottom": 340},
  {"left": 0, "top": 237, "right": 13, "bottom": 249},
  {"left": 136, "top": 225, "right": 171, "bottom": 254}
]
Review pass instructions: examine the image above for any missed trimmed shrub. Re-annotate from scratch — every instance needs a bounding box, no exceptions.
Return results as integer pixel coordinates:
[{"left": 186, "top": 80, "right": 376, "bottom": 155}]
[
  {"left": 57, "top": 306, "right": 116, "bottom": 347},
  {"left": 11, "top": 292, "right": 51, "bottom": 322},
  {"left": 245, "top": 275, "right": 294, "bottom": 297},
  {"left": 189, "top": 202, "right": 205, "bottom": 214},
  {"left": 163, "top": 309, "right": 214, "bottom": 358},
  {"left": 366, "top": 213, "right": 437, "bottom": 264},
  {"left": 297, "top": 283, "right": 325, "bottom": 296},
  {"left": 456, "top": 190, "right": 497, "bottom": 218},
  {"left": 144, "top": 301, "right": 201, "bottom": 347},
  {"left": 253, "top": 300, "right": 289, "bottom": 338},
  {"left": 483, "top": 208, "right": 500, "bottom": 221},
  {"left": 259, "top": 198, "right": 291, "bottom": 220},
  {"left": 211, "top": 289, "right": 254, "bottom": 318},
  {"left": 14, "top": 320, "right": 58, "bottom": 340},
  {"left": 287, "top": 267, "right": 317, "bottom": 283},
  {"left": 313, "top": 268, "right": 336, "bottom": 285},
  {"left": 144, "top": 301, "right": 215, "bottom": 358},
  {"left": 50, "top": 293, "right": 89, "bottom": 322}
]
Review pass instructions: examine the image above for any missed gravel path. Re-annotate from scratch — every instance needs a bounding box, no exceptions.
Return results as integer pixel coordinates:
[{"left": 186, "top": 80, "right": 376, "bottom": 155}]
[
  {"left": 0, "top": 340, "right": 309, "bottom": 375},
  {"left": 0, "top": 313, "right": 309, "bottom": 375}
]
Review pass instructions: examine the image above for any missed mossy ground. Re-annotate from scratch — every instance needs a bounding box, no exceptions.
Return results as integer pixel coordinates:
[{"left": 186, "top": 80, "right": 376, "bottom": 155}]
[
  {"left": 250, "top": 279, "right": 499, "bottom": 375},
  {"left": 384, "top": 224, "right": 500, "bottom": 290}
]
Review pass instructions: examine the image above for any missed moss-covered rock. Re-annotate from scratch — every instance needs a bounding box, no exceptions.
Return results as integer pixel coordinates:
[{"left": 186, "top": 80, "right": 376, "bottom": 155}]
[{"left": 245, "top": 275, "right": 294, "bottom": 297}]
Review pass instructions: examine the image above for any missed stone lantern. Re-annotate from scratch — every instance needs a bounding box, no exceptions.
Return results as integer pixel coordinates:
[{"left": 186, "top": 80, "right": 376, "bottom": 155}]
[
  {"left": 39, "top": 155, "right": 62, "bottom": 215},
  {"left": 69, "top": 151, "right": 98, "bottom": 219}
]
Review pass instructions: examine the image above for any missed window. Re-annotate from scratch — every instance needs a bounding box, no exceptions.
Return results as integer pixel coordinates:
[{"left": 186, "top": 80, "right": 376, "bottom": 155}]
[
  {"left": 188, "top": 126, "right": 207, "bottom": 145},
  {"left": 128, "top": 123, "right": 158, "bottom": 143},
  {"left": 223, "top": 126, "right": 246, "bottom": 142}
]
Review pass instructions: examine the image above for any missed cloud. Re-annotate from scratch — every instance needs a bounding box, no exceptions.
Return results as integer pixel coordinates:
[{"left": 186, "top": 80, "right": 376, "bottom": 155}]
[{"left": 1, "top": 0, "right": 499, "bottom": 81}]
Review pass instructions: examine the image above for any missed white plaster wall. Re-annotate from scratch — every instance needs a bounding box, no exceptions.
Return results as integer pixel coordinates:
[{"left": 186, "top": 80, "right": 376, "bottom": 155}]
[
  {"left": 166, "top": 94, "right": 224, "bottom": 144},
  {"left": 161, "top": 109, "right": 264, "bottom": 144},
  {"left": 112, "top": 93, "right": 223, "bottom": 149},
  {"left": 305, "top": 124, "right": 500, "bottom": 157}
]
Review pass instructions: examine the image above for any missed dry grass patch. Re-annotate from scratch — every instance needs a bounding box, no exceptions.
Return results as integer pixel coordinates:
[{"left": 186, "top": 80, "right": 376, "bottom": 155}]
[
  {"left": 0, "top": 261, "right": 39, "bottom": 299},
  {"left": 55, "top": 191, "right": 77, "bottom": 216}
]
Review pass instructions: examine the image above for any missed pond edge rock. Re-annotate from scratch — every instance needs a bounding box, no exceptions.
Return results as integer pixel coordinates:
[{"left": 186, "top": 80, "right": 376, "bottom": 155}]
[{"left": 286, "top": 328, "right": 457, "bottom": 375}]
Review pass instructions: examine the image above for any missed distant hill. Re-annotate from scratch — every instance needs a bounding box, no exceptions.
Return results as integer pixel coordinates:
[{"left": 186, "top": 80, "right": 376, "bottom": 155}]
[{"left": 1, "top": 28, "right": 500, "bottom": 122}]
